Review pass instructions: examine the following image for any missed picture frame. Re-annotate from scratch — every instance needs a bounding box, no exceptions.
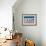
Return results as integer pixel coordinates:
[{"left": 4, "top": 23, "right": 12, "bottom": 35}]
[{"left": 22, "top": 14, "right": 37, "bottom": 26}]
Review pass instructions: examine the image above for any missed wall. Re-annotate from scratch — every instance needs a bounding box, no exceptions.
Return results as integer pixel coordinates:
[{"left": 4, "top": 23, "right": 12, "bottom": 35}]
[
  {"left": 13, "top": 0, "right": 41, "bottom": 46},
  {"left": 41, "top": 0, "right": 46, "bottom": 46},
  {"left": 0, "top": 0, "right": 16, "bottom": 30}
]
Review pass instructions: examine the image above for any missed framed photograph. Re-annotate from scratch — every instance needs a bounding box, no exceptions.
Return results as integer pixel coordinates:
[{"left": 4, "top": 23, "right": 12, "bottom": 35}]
[{"left": 22, "top": 14, "right": 37, "bottom": 26}]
